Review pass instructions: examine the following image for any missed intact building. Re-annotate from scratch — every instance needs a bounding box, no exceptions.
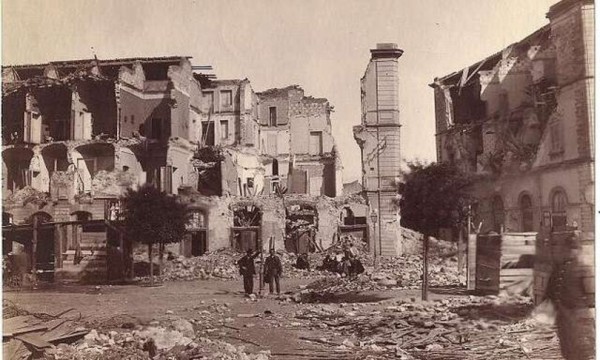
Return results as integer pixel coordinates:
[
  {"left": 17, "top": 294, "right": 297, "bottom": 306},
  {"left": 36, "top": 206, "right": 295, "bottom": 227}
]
[{"left": 353, "top": 43, "right": 404, "bottom": 256}]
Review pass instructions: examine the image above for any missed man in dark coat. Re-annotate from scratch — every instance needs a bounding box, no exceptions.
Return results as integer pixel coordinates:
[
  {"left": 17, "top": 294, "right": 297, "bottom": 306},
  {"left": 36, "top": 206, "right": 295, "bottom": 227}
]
[
  {"left": 237, "top": 249, "right": 260, "bottom": 295},
  {"left": 263, "top": 249, "right": 283, "bottom": 295}
]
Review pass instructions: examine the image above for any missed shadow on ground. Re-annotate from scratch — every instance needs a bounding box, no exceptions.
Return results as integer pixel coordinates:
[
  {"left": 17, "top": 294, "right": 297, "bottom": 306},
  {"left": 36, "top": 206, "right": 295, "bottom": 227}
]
[
  {"left": 450, "top": 301, "right": 532, "bottom": 322},
  {"left": 429, "top": 285, "right": 471, "bottom": 296},
  {"left": 300, "top": 290, "right": 395, "bottom": 304}
]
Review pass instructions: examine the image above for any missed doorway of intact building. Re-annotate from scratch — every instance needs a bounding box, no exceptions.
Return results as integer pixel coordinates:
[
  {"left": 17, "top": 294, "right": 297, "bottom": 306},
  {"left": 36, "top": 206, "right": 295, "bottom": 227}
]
[
  {"left": 232, "top": 204, "right": 261, "bottom": 252},
  {"left": 285, "top": 203, "right": 317, "bottom": 254}
]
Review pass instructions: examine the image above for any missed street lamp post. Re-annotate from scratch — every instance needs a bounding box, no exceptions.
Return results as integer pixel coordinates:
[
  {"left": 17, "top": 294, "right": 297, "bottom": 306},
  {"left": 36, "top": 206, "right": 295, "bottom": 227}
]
[{"left": 370, "top": 209, "right": 378, "bottom": 267}]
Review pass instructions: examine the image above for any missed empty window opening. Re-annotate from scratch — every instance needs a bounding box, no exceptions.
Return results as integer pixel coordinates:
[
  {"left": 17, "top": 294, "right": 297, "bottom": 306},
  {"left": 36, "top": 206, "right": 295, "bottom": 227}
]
[
  {"left": 221, "top": 90, "right": 233, "bottom": 107},
  {"left": 203, "top": 91, "right": 214, "bottom": 111},
  {"left": 201, "top": 121, "right": 215, "bottom": 146},
  {"left": 269, "top": 107, "right": 277, "bottom": 126},
  {"left": 220, "top": 120, "right": 229, "bottom": 140},
  {"left": 309, "top": 131, "right": 323, "bottom": 155}
]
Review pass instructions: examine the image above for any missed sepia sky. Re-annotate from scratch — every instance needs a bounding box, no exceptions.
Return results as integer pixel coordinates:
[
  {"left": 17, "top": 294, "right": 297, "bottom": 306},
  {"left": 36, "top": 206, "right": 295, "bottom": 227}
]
[{"left": 2, "top": 0, "right": 557, "bottom": 183}]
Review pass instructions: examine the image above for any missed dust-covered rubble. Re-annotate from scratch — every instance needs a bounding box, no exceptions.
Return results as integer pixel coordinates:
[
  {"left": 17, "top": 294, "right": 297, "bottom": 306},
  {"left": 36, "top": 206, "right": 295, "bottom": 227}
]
[
  {"left": 41, "top": 316, "right": 271, "bottom": 360},
  {"left": 287, "top": 296, "right": 562, "bottom": 360}
]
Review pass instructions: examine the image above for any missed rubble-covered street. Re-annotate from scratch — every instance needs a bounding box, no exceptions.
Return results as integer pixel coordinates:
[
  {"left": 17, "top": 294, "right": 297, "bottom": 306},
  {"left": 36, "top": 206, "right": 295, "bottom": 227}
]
[{"left": 4, "top": 257, "right": 563, "bottom": 360}]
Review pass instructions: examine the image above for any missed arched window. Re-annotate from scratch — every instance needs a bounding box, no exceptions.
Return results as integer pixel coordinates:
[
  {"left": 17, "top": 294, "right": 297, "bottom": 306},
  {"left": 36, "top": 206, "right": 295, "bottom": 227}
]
[
  {"left": 551, "top": 189, "right": 568, "bottom": 228},
  {"left": 520, "top": 194, "right": 534, "bottom": 232},
  {"left": 491, "top": 195, "right": 504, "bottom": 233}
]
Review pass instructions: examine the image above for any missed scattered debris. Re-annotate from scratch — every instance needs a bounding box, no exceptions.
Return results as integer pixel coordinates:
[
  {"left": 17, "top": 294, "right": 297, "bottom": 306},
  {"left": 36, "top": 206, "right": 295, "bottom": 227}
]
[{"left": 288, "top": 295, "right": 562, "bottom": 359}]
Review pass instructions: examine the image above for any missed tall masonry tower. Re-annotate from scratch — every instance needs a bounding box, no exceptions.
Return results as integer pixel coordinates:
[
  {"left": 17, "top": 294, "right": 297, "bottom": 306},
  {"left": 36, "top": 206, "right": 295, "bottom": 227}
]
[{"left": 353, "top": 43, "right": 403, "bottom": 257}]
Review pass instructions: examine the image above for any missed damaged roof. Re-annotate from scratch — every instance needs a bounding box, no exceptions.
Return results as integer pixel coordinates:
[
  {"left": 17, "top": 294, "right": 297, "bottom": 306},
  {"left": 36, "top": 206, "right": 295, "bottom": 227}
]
[
  {"left": 256, "top": 85, "right": 303, "bottom": 98},
  {"left": 432, "top": 24, "right": 551, "bottom": 87},
  {"left": 3, "top": 56, "right": 191, "bottom": 71},
  {"left": 2, "top": 56, "right": 196, "bottom": 96}
]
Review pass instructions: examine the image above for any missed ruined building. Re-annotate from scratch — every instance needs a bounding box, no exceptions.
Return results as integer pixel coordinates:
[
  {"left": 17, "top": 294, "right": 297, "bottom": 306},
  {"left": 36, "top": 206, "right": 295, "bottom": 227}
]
[
  {"left": 1, "top": 56, "right": 362, "bottom": 282},
  {"left": 257, "top": 85, "right": 342, "bottom": 197},
  {"left": 431, "top": 0, "right": 594, "bottom": 236},
  {"left": 353, "top": 43, "right": 404, "bottom": 256}
]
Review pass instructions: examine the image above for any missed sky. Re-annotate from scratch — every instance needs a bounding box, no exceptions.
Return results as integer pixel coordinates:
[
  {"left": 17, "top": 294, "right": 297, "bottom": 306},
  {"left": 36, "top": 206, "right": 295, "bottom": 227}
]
[{"left": 2, "top": 0, "right": 557, "bottom": 183}]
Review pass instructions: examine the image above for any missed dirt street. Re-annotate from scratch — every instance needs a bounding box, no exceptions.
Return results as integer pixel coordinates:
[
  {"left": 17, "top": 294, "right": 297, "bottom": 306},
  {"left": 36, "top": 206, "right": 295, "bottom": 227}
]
[
  {"left": 4, "top": 277, "right": 464, "bottom": 359},
  {"left": 4, "top": 272, "right": 566, "bottom": 360}
]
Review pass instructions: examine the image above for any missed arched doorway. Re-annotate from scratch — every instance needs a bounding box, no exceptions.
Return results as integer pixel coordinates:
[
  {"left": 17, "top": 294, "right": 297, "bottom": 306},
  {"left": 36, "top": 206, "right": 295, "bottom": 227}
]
[
  {"left": 520, "top": 194, "right": 534, "bottom": 232},
  {"left": 550, "top": 188, "right": 568, "bottom": 229},
  {"left": 232, "top": 204, "right": 261, "bottom": 252},
  {"left": 491, "top": 195, "right": 504, "bottom": 233}
]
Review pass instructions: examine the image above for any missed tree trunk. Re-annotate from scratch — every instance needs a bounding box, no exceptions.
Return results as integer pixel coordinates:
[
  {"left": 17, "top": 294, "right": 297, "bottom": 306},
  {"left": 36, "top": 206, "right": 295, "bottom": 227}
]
[
  {"left": 149, "top": 243, "right": 154, "bottom": 287},
  {"left": 158, "top": 242, "right": 164, "bottom": 279},
  {"left": 457, "top": 225, "right": 466, "bottom": 275},
  {"left": 422, "top": 235, "right": 429, "bottom": 301}
]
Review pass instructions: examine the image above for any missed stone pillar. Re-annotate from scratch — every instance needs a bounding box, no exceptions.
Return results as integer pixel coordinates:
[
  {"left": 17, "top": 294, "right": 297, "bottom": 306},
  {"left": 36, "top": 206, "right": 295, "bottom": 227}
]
[{"left": 353, "top": 43, "right": 403, "bottom": 256}]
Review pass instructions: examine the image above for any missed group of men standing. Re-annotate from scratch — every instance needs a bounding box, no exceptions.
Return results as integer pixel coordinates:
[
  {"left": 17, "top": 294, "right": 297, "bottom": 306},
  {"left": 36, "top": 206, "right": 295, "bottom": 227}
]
[{"left": 237, "top": 249, "right": 282, "bottom": 296}]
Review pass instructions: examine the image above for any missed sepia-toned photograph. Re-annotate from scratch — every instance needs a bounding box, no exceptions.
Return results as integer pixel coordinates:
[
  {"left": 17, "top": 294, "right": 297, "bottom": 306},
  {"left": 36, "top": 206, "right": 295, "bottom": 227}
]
[{"left": 1, "top": 0, "right": 595, "bottom": 359}]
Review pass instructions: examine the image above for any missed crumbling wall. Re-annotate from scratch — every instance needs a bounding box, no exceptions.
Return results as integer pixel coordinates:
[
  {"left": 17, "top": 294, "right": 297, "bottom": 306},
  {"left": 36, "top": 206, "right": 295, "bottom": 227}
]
[
  {"left": 167, "top": 144, "right": 195, "bottom": 192},
  {"left": 206, "top": 196, "right": 233, "bottom": 250},
  {"left": 290, "top": 99, "right": 334, "bottom": 155}
]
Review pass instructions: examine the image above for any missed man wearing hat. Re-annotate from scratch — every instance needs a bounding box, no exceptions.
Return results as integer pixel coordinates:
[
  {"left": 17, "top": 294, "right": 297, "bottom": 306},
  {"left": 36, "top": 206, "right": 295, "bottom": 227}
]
[
  {"left": 264, "top": 249, "right": 283, "bottom": 295},
  {"left": 237, "top": 248, "right": 261, "bottom": 296}
]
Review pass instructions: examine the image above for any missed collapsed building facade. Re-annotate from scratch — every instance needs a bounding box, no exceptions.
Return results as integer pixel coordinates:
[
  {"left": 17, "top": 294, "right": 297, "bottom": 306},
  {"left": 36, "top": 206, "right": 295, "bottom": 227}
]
[
  {"left": 431, "top": 0, "right": 595, "bottom": 326},
  {"left": 431, "top": 0, "right": 594, "bottom": 236},
  {"left": 1, "top": 56, "right": 358, "bottom": 282}
]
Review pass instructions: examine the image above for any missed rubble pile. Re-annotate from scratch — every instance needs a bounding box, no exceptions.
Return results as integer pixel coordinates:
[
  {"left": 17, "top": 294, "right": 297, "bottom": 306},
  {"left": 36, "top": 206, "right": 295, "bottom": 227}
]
[
  {"left": 289, "top": 254, "right": 463, "bottom": 302},
  {"left": 3, "top": 299, "right": 270, "bottom": 360},
  {"left": 160, "top": 249, "right": 240, "bottom": 281},
  {"left": 290, "top": 296, "right": 562, "bottom": 359},
  {"left": 45, "top": 319, "right": 271, "bottom": 360}
]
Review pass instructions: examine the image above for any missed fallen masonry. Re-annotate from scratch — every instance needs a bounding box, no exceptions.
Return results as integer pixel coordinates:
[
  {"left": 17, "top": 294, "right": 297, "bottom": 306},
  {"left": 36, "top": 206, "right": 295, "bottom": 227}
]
[
  {"left": 3, "top": 300, "right": 271, "bottom": 360},
  {"left": 146, "top": 232, "right": 463, "bottom": 292},
  {"left": 288, "top": 296, "right": 563, "bottom": 360}
]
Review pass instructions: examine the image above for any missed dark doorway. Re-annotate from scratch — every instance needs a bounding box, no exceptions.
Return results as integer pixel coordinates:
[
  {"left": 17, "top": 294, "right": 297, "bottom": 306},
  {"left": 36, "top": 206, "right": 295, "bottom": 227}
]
[
  {"left": 191, "top": 232, "right": 207, "bottom": 256},
  {"left": 520, "top": 194, "right": 534, "bottom": 232},
  {"left": 285, "top": 203, "right": 317, "bottom": 253},
  {"left": 28, "top": 212, "right": 55, "bottom": 281},
  {"left": 232, "top": 204, "right": 261, "bottom": 252},
  {"left": 186, "top": 209, "right": 208, "bottom": 257}
]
